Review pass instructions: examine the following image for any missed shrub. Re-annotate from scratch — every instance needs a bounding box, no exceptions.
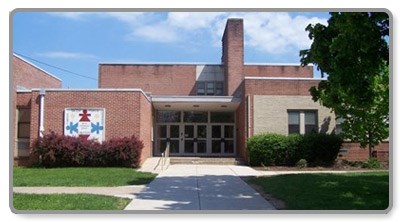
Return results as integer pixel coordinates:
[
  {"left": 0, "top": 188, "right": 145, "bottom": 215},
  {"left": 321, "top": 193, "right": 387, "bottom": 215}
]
[
  {"left": 247, "top": 133, "right": 342, "bottom": 167},
  {"left": 296, "top": 159, "right": 308, "bottom": 168},
  {"left": 362, "top": 158, "right": 382, "bottom": 169},
  {"left": 32, "top": 131, "right": 143, "bottom": 168},
  {"left": 300, "top": 133, "right": 343, "bottom": 166},
  {"left": 247, "top": 133, "right": 301, "bottom": 166}
]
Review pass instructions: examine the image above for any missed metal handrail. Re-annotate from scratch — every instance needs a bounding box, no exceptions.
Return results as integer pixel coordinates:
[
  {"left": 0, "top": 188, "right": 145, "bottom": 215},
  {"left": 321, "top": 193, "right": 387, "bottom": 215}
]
[{"left": 161, "top": 141, "right": 170, "bottom": 171}]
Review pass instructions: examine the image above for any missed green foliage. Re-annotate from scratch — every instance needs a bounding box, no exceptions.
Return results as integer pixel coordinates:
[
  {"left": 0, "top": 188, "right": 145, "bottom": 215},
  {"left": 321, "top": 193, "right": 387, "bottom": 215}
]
[
  {"left": 248, "top": 172, "right": 389, "bottom": 210},
  {"left": 13, "top": 167, "right": 156, "bottom": 187},
  {"left": 300, "top": 12, "right": 389, "bottom": 157},
  {"left": 296, "top": 159, "right": 308, "bottom": 168},
  {"left": 13, "top": 193, "right": 131, "bottom": 210},
  {"left": 247, "top": 133, "right": 342, "bottom": 166},
  {"left": 362, "top": 158, "right": 382, "bottom": 169}
]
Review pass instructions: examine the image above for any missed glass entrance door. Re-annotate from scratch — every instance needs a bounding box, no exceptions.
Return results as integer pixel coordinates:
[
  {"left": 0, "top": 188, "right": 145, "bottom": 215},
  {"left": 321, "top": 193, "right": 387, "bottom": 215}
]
[
  {"left": 211, "top": 124, "right": 235, "bottom": 155},
  {"left": 183, "top": 124, "right": 207, "bottom": 155},
  {"left": 156, "top": 124, "right": 181, "bottom": 155}
]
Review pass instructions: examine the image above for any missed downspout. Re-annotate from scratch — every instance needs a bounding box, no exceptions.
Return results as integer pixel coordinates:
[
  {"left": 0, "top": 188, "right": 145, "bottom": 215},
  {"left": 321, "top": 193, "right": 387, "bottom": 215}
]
[{"left": 38, "top": 88, "right": 46, "bottom": 138}]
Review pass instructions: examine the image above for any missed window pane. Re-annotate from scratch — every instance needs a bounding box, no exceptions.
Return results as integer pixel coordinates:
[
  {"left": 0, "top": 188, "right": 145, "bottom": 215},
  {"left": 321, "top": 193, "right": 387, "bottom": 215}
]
[
  {"left": 305, "top": 112, "right": 316, "bottom": 125},
  {"left": 212, "top": 125, "right": 221, "bottom": 138},
  {"left": 170, "top": 125, "right": 180, "bottom": 138},
  {"left": 157, "top": 111, "right": 180, "bottom": 123},
  {"left": 18, "top": 109, "right": 31, "bottom": 122},
  {"left": 158, "top": 139, "right": 167, "bottom": 153},
  {"left": 224, "top": 125, "right": 234, "bottom": 138},
  {"left": 184, "top": 140, "right": 194, "bottom": 153},
  {"left": 157, "top": 125, "right": 167, "bottom": 138},
  {"left": 18, "top": 123, "right": 30, "bottom": 138},
  {"left": 197, "top": 82, "right": 205, "bottom": 95},
  {"left": 224, "top": 140, "right": 234, "bottom": 153},
  {"left": 197, "top": 125, "right": 207, "bottom": 138},
  {"left": 212, "top": 140, "right": 222, "bottom": 153},
  {"left": 288, "top": 112, "right": 299, "bottom": 124},
  {"left": 170, "top": 140, "right": 180, "bottom": 154},
  {"left": 183, "top": 111, "right": 208, "bottom": 123},
  {"left": 207, "top": 82, "right": 214, "bottom": 89},
  {"left": 185, "top": 125, "right": 194, "bottom": 138},
  {"left": 305, "top": 125, "right": 318, "bottom": 134},
  {"left": 197, "top": 141, "right": 207, "bottom": 153},
  {"left": 288, "top": 124, "right": 300, "bottom": 134},
  {"left": 210, "top": 112, "right": 234, "bottom": 123}
]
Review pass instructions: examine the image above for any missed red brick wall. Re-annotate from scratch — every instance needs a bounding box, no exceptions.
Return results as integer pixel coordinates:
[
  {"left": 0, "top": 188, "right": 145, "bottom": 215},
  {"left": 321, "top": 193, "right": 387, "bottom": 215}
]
[
  {"left": 99, "top": 64, "right": 197, "bottom": 96},
  {"left": 222, "top": 19, "right": 244, "bottom": 97},
  {"left": 235, "top": 96, "right": 247, "bottom": 162},
  {"left": 13, "top": 55, "right": 62, "bottom": 90},
  {"left": 338, "top": 142, "right": 389, "bottom": 162},
  {"left": 245, "top": 79, "right": 319, "bottom": 96},
  {"left": 13, "top": 55, "right": 61, "bottom": 164},
  {"left": 28, "top": 90, "right": 151, "bottom": 165},
  {"left": 139, "top": 93, "right": 152, "bottom": 164},
  {"left": 244, "top": 65, "right": 313, "bottom": 78}
]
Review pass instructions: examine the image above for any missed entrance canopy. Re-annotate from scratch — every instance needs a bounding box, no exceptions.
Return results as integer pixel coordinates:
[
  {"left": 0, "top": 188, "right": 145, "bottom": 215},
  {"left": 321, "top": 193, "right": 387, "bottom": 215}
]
[{"left": 151, "top": 96, "right": 241, "bottom": 111}]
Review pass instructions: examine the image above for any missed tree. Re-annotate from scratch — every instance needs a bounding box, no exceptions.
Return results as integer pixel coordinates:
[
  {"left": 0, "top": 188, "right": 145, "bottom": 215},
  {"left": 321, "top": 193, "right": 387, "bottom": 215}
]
[{"left": 300, "top": 12, "right": 389, "bottom": 158}]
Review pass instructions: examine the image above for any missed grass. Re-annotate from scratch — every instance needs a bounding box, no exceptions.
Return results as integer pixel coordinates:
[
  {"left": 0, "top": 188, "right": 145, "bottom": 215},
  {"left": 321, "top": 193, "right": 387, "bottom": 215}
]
[
  {"left": 13, "top": 193, "right": 131, "bottom": 210},
  {"left": 248, "top": 171, "right": 389, "bottom": 210},
  {"left": 13, "top": 167, "right": 156, "bottom": 187}
]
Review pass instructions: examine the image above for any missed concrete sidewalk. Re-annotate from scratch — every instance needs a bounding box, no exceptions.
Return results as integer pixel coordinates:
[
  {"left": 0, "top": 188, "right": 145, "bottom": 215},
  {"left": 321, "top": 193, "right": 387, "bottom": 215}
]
[{"left": 124, "top": 165, "right": 275, "bottom": 211}]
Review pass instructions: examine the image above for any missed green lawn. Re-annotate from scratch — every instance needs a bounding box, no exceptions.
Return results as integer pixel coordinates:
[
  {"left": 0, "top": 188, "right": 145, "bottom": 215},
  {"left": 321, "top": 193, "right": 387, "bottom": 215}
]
[
  {"left": 248, "top": 171, "right": 389, "bottom": 210},
  {"left": 13, "top": 167, "right": 156, "bottom": 187},
  {"left": 13, "top": 193, "right": 130, "bottom": 210}
]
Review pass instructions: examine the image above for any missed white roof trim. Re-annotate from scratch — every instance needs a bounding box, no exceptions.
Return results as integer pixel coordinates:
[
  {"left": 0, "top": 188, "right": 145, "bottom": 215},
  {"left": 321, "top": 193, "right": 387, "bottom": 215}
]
[
  {"left": 99, "top": 62, "right": 222, "bottom": 65},
  {"left": 13, "top": 53, "right": 63, "bottom": 82},
  {"left": 16, "top": 89, "right": 32, "bottom": 93},
  {"left": 30, "top": 88, "right": 151, "bottom": 102},
  {"left": 152, "top": 96, "right": 240, "bottom": 103},
  {"left": 245, "top": 62, "right": 313, "bottom": 67},
  {"left": 245, "top": 76, "right": 326, "bottom": 81}
]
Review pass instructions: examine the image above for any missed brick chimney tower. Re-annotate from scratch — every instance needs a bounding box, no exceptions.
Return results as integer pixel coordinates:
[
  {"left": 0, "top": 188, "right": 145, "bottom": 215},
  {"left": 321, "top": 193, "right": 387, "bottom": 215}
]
[{"left": 221, "top": 18, "right": 244, "bottom": 98}]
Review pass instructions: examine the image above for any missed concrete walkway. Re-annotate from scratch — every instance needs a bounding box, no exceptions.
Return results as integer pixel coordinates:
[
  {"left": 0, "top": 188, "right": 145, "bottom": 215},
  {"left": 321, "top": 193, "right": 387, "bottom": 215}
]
[
  {"left": 13, "top": 185, "right": 146, "bottom": 199},
  {"left": 124, "top": 164, "right": 275, "bottom": 210}
]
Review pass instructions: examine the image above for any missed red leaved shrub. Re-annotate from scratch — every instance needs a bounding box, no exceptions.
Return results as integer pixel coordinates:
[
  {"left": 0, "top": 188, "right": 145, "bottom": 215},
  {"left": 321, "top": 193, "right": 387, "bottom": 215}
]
[{"left": 32, "top": 131, "right": 143, "bottom": 168}]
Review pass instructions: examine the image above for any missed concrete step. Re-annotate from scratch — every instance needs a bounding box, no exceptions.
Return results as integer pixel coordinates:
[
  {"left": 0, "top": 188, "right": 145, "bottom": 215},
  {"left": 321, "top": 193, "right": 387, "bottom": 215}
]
[{"left": 170, "top": 157, "right": 245, "bottom": 165}]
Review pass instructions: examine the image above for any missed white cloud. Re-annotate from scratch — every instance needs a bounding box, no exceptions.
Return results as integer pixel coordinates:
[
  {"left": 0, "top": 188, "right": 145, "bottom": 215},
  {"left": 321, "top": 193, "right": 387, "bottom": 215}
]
[
  {"left": 48, "top": 12, "right": 328, "bottom": 55},
  {"left": 37, "top": 51, "right": 98, "bottom": 59}
]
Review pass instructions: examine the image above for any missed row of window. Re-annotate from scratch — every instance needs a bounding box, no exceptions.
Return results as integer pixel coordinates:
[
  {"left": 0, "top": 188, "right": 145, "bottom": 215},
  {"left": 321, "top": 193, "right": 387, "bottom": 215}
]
[
  {"left": 197, "top": 81, "right": 224, "bottom": 96},
  {"left": 288, "top": 110, "right": 318, "bottom": 134}
]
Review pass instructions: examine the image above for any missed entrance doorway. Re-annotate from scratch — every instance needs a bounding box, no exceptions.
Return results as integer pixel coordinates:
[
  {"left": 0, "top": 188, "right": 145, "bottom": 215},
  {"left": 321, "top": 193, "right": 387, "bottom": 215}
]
[{"left": 154, "top": 111, "right": 235, "bottom": 156}]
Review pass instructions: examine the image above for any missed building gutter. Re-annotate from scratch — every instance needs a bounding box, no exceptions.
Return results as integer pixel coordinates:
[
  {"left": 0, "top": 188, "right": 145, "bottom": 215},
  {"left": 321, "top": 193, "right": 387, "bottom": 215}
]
[{"left": 38, "top": 89, "right": 45, "bottom": 138}]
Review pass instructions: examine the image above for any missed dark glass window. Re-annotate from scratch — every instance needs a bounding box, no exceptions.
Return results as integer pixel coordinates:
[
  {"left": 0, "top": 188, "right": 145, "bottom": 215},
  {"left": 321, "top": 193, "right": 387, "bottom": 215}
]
[
  {"left": 183, "top": 111, "right": 208, "bottom": 123},
  {"left": 288, "top": 111, "right": 300, "bottom": 134},
  {"left": 17, "top": 108, "right": 31, "bottom": 139},
  {"left": 196, "top": 81, "right": 224, "bottom": 96},
  {"left": 210, "top": 112, "right": 234, "bottom": 123},
  {"left": 215, "top": 82, "right": 224, "bottom": 96},
  {"left": 305, "top": 111, "right": 317, "bottom": 134},
  {"left": 197, "top": 82, "right": 205, "bottom": 95},
  {"left": 157, "top": 111, "right": 180, "bottom": 123}
]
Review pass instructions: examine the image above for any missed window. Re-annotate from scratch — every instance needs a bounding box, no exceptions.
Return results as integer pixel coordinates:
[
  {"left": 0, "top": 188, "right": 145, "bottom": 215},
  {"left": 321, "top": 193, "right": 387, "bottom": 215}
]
[
  {"left": 17, "top": 108, "right": 31, "bottom": 139},
  {"left": 184, "top": 111, "right": 208, "bottom": 123},
  {"left": 288, "top": 111, "right": 300, "bottom": 134},
  {"left": 210, "top": 112, "right": 234, "bottom": 123},
  {"left": 156, "top": 111, "right": 181, "bottom": 123},
  {"left": 305, "top": 111, "right": 317, "bottom": 133},
  {"left": 196, "top": 81, "right": 224, "bottom": 96},
  {"left": 335, "top": 117, "right": 345, "bottom": 134},
  {"left": 288, "top": 110, "right": 318, "bottom": 134}
]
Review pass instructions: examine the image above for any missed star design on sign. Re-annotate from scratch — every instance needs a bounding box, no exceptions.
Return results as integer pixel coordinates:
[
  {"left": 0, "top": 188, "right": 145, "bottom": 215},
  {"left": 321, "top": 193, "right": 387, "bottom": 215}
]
[{"left": 91, "top": 122, "right": 104, "bottom": 134}]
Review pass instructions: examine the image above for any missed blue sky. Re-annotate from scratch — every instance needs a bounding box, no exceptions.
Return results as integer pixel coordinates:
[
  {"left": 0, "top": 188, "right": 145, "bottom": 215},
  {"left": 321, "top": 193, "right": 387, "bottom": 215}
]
[{"left": 12, "top": 11, "right": 330, "bottom": 89}]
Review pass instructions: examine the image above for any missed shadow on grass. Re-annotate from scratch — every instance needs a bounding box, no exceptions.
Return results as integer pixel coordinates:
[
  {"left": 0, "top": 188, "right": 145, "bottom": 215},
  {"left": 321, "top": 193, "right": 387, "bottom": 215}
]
[{"left": 248, "top": 172, "right": 389, "bottom": 210}]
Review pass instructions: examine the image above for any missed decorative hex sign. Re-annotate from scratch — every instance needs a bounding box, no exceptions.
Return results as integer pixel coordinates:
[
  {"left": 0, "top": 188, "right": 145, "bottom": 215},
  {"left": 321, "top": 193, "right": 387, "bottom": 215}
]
[{"left": 64, "top": 108, "right": 105, "bottom": 142}]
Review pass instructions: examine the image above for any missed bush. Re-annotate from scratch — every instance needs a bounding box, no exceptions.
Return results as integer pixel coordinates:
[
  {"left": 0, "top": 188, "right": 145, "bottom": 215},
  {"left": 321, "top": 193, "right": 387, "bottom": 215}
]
[
  {"left": 32, "top": 132, "right": 143, "bottom": 168},
  {"left": 362, "top": 158, "right": 382, "bottom": 169},
  {"left": 247, "top": 133, "right": 342, "bottom": 167},
  {"left": 296, "top": 159, "right": 308, "bottom": 168}
]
